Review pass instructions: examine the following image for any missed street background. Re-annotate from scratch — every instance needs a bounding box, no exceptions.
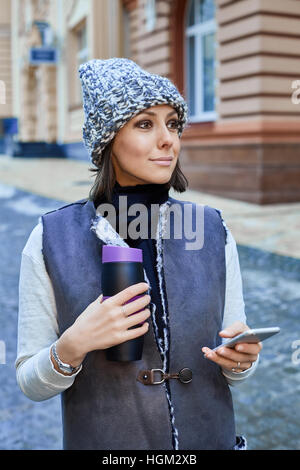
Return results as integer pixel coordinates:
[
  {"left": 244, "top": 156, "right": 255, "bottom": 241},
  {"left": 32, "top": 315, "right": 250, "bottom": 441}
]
[
  {"left": 1, "top": 0, "right": 300, "bottom": 451},
  {"left": 0, "top": 155, "right": 300, "bottom": 450}
]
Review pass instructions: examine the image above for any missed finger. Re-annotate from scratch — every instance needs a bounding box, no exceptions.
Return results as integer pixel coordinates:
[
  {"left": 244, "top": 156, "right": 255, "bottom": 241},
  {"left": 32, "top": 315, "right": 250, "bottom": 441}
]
[
  {"left": 121, "top": 294, "right": 151, "bottom": 317},
  {"left": 202, "top": 348, "right": 252, "bottom": 371},
  {"left": 216, "top": 346, "right": 258, "bottom": 363},
  {"left": 112, "top": 282, "right": 150, "bottom": 307},
  {"left": 223, "top": 362, "right": 253, "bottom": 373},
  {"left": 124, "top": 308, "right": 151, "bottom": 329},
  {"left": 235, "top": 342, "right": 263, "bottom": 354},
  {"left": 122, "top": 320, "right": 149, "bottom": 342},
  {"left": 92, "top": 293, "right": 104, "bottom": 305},
  {"left": 219, "top": 321, "right": 249, "bottom": 338}
]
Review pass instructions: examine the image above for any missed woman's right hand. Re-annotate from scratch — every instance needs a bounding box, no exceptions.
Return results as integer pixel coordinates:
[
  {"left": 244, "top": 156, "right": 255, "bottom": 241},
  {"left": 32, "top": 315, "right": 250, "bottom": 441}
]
[{"left": 54, "top": 282, "right": 151, "bottom": 368}]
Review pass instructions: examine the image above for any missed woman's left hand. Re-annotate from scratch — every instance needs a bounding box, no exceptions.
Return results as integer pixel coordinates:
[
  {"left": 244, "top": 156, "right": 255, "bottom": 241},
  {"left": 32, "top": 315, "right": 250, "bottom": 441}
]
[{"left": 202, "top": 321, "right": 262, "bottom": 373}]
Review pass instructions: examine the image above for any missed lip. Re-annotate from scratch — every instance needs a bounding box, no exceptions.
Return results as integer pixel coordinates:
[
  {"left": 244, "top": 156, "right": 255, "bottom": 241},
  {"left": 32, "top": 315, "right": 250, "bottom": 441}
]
[
  {"left": 150, "top": 157, "right": 173, "bottom": 161},
  {"left": 150, "top": 156, "right": 173, "bottom": 166}
]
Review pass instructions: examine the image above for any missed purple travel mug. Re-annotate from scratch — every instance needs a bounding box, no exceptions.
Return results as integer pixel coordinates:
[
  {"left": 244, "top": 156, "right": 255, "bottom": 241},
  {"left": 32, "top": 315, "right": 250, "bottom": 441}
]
[{"left": 101, "top": 245, "right": 148, "bottom": 361}]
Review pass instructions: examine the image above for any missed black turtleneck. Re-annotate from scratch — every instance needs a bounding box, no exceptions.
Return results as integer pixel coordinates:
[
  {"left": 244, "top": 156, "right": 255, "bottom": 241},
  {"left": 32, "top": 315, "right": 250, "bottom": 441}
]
[
  {"left": 112, "top": 180, "right": 169, "bottom": 206},
  {"left": 110, "top": 181, "right": 169, "bottom": 247}
]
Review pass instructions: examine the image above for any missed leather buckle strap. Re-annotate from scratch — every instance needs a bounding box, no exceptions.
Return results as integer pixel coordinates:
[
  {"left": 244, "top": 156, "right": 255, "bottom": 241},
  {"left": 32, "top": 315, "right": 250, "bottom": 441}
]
[{"left": 137, "top": 368, "right": 192, "bottom": 385}]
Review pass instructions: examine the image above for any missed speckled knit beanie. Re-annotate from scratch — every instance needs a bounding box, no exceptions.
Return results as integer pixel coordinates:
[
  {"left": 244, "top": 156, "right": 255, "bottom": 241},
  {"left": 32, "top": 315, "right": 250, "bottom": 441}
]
[{"left": 78, "top": 57, "right": 188, "bottom": 166}]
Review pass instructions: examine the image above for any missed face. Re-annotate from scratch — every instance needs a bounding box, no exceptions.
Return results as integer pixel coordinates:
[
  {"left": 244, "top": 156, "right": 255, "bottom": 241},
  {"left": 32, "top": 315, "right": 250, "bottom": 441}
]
[{"left": 110, "top": 104, "right": 181, "bottom": 186}]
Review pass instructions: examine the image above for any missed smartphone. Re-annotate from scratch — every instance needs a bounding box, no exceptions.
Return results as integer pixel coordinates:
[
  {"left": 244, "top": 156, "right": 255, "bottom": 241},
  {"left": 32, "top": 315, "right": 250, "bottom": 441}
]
[{"left": 212, "top": 327, "right": 280, "bottom": 351}]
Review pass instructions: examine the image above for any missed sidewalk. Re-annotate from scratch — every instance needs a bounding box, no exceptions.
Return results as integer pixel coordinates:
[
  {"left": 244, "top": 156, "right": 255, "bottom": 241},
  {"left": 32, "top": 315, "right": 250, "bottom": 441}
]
[{"left": 1, "top": 153, "right": 300, "bottom": 259}]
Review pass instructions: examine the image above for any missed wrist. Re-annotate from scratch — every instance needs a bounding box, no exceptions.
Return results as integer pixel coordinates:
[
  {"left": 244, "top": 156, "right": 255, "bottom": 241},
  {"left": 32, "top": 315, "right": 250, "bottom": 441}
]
[
  {"left": 50, "top": 341, "right": 81, "bottom": 376},
  {"left": 56, "top": 326, "right": 86, "bottom": 368}
]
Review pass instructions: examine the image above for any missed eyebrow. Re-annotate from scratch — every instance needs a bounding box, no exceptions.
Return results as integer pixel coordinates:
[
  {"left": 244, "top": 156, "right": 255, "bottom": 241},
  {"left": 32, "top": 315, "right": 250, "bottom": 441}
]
[{"left": 137, "top": 110, "right": 178, "bottom": 118}]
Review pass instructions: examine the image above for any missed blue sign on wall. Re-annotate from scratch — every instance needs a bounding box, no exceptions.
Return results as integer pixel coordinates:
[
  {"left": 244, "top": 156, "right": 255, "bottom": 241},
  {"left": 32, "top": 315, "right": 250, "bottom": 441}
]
[
  {"left": 29, "top": 47, "right": 58, "bottom": 65},
  {"left": 3, "top": 118, "right": 18, "bottom": 135}
]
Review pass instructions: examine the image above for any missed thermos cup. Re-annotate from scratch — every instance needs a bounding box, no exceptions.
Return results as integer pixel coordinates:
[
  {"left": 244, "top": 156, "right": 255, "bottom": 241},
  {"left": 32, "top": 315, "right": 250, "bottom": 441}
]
[{"left": 101, "top": 245, "right": 148, "bottom": 361}]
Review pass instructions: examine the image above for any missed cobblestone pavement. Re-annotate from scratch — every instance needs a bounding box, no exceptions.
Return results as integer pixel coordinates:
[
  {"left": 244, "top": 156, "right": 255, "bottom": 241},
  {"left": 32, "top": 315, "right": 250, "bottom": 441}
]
[
  {"left": 0, "top": 182, "right": 299, "bottom": 450},
  {"left": 232, "top": 246, "right": 300, "bottom": 450},
  {"left": 0, "top": 184, "right": 63, "bottom": 449}
]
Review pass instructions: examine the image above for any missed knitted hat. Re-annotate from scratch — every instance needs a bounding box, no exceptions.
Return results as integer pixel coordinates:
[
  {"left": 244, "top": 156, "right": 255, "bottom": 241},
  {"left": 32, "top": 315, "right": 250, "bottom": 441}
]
[{"left": 78, "top": 57, "right": 188, "bottom": 165}]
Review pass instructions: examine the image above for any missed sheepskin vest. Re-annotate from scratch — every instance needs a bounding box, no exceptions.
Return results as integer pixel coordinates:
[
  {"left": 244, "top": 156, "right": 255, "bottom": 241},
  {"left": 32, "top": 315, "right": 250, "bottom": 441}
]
[{"left": 41, "top": 197, "right": 236, "bottom": 450}]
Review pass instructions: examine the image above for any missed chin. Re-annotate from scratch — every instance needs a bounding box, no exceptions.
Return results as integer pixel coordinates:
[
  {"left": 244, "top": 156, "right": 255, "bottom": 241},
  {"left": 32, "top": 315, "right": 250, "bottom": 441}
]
[
  {"left": 151, "top": 168, "right": 174, "bottom": 184},
  {"left": 147, "top": 173, "right": 171, "bottom": 185}
]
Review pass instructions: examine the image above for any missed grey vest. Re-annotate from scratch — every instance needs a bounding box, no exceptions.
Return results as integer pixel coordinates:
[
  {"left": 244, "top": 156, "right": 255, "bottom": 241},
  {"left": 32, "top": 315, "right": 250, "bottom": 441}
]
[{"left": 42, "top": 197, "right": 236, "bottom": 450}]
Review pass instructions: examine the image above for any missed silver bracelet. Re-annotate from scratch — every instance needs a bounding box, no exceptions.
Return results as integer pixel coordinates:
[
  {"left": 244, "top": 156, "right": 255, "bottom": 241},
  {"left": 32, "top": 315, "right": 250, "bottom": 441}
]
[{"left": 51, "top": 341, "right": 81, "bottom": 375}]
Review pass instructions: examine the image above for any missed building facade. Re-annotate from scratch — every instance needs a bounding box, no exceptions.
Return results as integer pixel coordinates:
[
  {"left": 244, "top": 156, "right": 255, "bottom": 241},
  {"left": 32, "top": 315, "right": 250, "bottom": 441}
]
[
  {"left": 2, "top": 0, "right": 300, "bottom": 203},
  {"left": 0, "top": 0, "right": 13, "bottom": 153}
]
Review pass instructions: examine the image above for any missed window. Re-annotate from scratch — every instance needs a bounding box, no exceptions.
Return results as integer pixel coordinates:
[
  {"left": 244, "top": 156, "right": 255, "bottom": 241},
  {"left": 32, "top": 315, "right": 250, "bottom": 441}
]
[
  {"left": 76, "top": 23, "right": 89, "bottom": 102},
  {"left": 185, "top": 0, "right": 217, "bottom": 122},
  {"left": 77, "top": 24, "right": 88, "bottom": 69},
  {"left": 122, "top": 5, "right": 131, "bottom": 58},
  {"left": 145, "top": 0, "right": 156, "bottom": 32}
]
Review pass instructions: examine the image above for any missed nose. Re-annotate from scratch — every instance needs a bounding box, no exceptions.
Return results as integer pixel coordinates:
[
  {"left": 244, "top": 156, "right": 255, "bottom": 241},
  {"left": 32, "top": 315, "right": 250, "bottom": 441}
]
[{"left": 156, "top": 122, "right": 174, "bottom": 149}]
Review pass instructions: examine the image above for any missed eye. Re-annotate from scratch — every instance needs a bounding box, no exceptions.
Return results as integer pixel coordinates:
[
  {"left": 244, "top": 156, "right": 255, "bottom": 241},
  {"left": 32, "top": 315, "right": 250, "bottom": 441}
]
[
  {"left": 168, "top": 119, "right": 180, "bottom": 130},
  {"left": 135, "top": 119, "right": 180, "bottom": 130},
  {"left": 137, "top": 120, "right": 152, "bottom": 129}
]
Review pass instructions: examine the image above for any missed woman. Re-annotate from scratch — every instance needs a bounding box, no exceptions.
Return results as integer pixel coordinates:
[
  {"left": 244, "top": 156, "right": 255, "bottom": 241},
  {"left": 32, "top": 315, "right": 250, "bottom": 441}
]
[{"left": 16, "top": 58, "right": 261, "bottom": 450}]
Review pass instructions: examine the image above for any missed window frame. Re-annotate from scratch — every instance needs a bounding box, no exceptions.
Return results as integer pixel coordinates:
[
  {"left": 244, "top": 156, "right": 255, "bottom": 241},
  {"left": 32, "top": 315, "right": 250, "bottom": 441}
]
[
  {"left": 185, "top": 0, "right": 218, "bottom": 123},
  {"left": 75, "top": 21, "right": 89, "bottom": 104}
]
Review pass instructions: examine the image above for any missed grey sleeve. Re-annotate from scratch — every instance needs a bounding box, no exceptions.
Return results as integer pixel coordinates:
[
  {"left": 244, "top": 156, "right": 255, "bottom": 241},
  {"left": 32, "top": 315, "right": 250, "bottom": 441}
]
[
  {"left": 15, "top": 223, "right": 81, "bottom": 402},
  {"left": 221, "top": 221, "right": 259, "bottom": 386}
]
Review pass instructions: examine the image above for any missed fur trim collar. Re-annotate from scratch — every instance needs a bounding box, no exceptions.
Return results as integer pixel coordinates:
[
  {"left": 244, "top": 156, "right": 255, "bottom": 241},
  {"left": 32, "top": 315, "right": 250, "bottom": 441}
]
[{"left": 90, "top": 200, "right": 179, "bottom": 449}]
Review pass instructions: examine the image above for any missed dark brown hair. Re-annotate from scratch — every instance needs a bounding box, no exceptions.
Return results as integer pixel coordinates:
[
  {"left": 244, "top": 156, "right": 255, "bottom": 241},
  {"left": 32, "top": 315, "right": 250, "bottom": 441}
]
[{"left": 88, "top": 140, "right": 189, "bottom": 204}]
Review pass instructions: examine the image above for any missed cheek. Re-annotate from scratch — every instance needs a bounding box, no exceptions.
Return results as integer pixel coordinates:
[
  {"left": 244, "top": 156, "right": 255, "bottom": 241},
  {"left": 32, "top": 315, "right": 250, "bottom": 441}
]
[
  {"left": 172, "top": 138, "right": 180, "bottom": 159},
  {"left": 117, "top": 136, "right": 152, "bottom": 163}
]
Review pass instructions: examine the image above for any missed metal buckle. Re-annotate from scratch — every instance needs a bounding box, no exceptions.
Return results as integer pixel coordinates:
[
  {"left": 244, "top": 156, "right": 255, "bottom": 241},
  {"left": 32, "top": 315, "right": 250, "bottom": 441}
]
[
  {"left": 137, "top": 368, "right": 192, "bottom": 385},
  {"left": 178, "top": 367, "right": 193, "bottom": 384},
  {"left": 150, "top": 369, "right": 165, "bottom": 385}
]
